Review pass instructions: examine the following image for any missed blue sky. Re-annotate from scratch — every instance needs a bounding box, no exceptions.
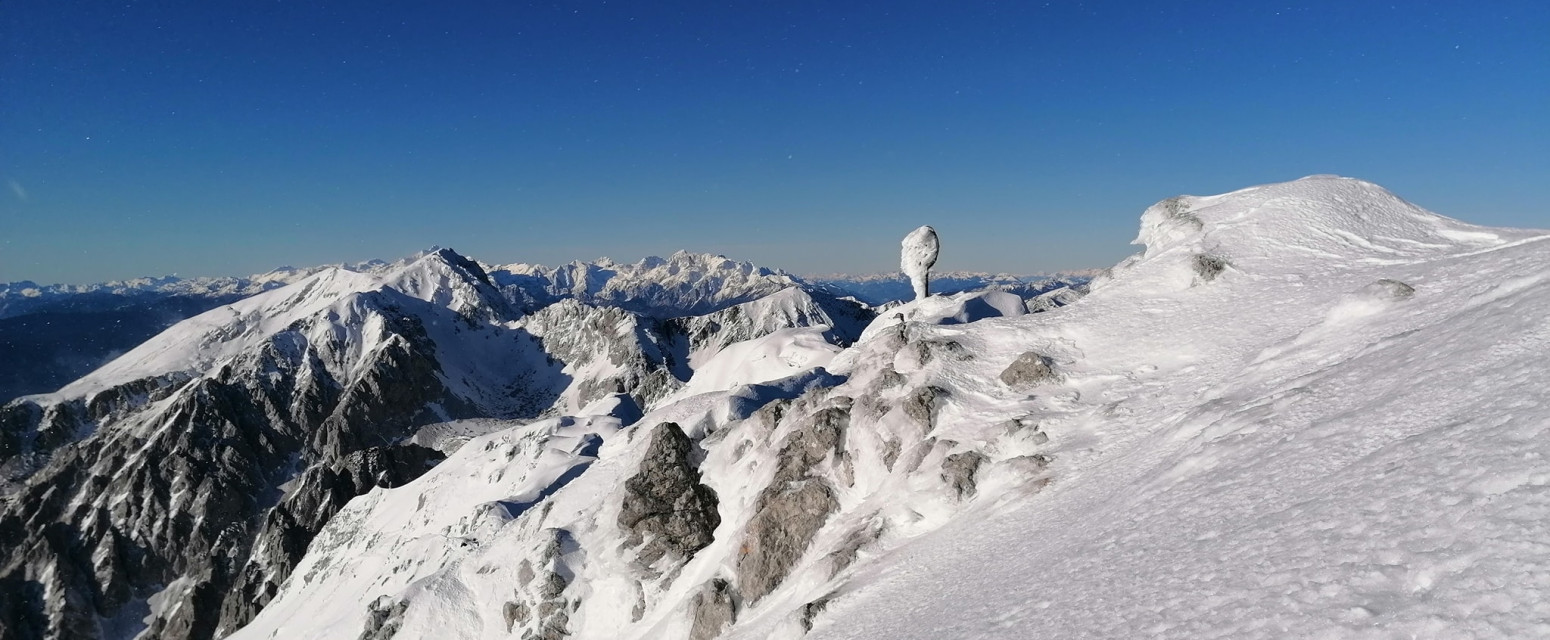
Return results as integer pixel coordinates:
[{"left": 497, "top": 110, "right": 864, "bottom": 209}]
[{"left": 2, "top": 1, "right": 1546, "bottom": 283}]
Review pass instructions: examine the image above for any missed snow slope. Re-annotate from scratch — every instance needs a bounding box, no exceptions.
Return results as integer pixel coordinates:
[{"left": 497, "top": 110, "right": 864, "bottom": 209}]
[
  {"left": 799, "top": 176, "right": 1550, "bottom": 639},
  {"left": 231, "top": 176, "right": 1550, "bottom": 640}
]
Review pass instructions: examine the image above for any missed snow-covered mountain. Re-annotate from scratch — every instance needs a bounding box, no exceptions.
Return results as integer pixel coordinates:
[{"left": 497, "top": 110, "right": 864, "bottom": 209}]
[
  {"left": 227, "top": 176, "right": 1550, "bottom": 639},
  {"left": 0, "top": 261, "right": 394, "bottom": 320},
  {"left": 488, "top": 251, "right": 805, "bottom": 316},
  {"left": 0, "top": 252, "right": 835, "bottom": 404},
  {"left": 8, "top": 175, "right": 1547, "bottom": 640},
  {"left": 0, "top": 248, "right": 876, "bottom": 639},
  {"left": 0, "top": 259, "right": 402, "bottom": 402},
  {"left": 808, "top": 270, "right": 1095, "bottom": 306}
]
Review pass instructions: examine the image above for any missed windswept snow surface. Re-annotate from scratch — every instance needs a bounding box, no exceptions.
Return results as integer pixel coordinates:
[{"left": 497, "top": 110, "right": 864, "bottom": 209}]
[
  {"left": 235, "top": 176, "right": 1550, "bottom": 639},
  {"left": 665, "top": 326, "right": 843, "bottom": 401},
  {"left": 803, "top": 176, "right": 1550, "bottom": 639}
]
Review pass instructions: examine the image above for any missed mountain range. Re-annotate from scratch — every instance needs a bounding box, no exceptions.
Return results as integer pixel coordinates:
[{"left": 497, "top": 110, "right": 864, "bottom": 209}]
[
  {"left": 5, "top": 176, "right": 1548, "bottom": 639},
  {"left": 0, "top": 256, "right": 1082, "bottom": 404}
]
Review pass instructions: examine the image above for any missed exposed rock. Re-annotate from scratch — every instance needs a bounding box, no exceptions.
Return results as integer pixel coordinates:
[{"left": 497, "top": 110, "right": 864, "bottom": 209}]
[
  {"left": 827, "top": 518, "right": 883, "bottom": 577},
  {"left": 217, "top": 443, "right": 445, "bottom": 634},
  {"left": 941, "top": 451, "right": 988, "bottom": 498},
  {"left": 1193, "top": 254, "right": 1230, "bottom": 282},
  {"left": 878, "top": 367, "right": 905, "bottom": 389},
  {"left": 0, "top": 249, "right": 877, "bottom": 640},
  {"left": 0, "top": 399, "right": 39, "bottom": 463},
  {"left": 1367, "top": 278, "right": 1416, "bottom": 300},
  {"left": 910, "top": 339, "right": 971, "bottom": 367},
  {"left": 736, "top": 406, "right": 848, "bottom": 603},
  {"left": 0, "top": 287, "right": 486, "bottom": 640},
  {"left": 738, "top": 480, "right": 837, "bottom": 605},
  {"left": 519, "top": 299, "right": 685, "bottom": 409},
  {"left": 358, "top": 597, "right": 408, "bottom": 640},
  {"left": 902, "top": 386, "right": 947, "bottom": 428},
  {"left": 798, "top": 595, "right": 833, "bottom": 632},
  {"left": 687, "top": 578, "right": 739, "bottom": 640},
  {"left": 503, "top": 600, "right": 530, "bottom": 631},
  {"left": 999, "top": 352, "right": 1057, "bottom": 388},
  {"left": 490, "top": 250, "right": 802, "bottom": 317},
  {"left": 667, "top": 288, "right": 875, "bottom": 364},
  {"left": 618, "top": 423, "right": 721, "bottom": 565},
  {"left": 881, "top": 439, "right": 902, "bottom": 471}
]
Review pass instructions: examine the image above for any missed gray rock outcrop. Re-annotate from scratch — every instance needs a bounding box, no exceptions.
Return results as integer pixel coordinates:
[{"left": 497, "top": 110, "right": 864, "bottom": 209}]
[
  {"left": 617, "top": 422, "right": 721, "bottom": 566},
  {"left": 999, "top": 352, "right": 1058, "bottom": 388},
  {"left": 736, "top": 406, "right": 848, "bottom": 603},
  {"left": 687, "top": 578, "right": 739, "bottom": 640}
]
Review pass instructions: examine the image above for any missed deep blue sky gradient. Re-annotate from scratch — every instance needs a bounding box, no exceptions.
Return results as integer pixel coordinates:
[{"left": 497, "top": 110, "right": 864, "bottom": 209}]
[{"left": 3, "top": 1, "right": 1546, "bottom": 283}]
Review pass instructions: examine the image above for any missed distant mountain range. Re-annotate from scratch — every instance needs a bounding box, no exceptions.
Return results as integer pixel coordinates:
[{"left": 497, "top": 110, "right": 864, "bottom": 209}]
[{"left": 0, "top": 254, "right": 1087, "bottom": 403}]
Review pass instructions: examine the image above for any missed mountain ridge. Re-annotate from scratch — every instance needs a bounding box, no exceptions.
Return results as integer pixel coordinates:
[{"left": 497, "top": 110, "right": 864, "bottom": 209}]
[{"left": 6, "top": 176, "right": 1538, "bottom": 640}]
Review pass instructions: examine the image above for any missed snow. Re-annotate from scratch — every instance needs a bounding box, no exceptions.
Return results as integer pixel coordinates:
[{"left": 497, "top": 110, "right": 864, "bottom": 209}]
[
  {"left": 900, "top": 225, "right": 940, "bottom": 300},
  {"left": 854, "top": 289, "right": 1027, "bottom": 343},
  {"left": 232, "top": 415, "right": 624, "bottom": 640},
  {"left": 807, "top": 270, "right": 1096, "bottom": 306},
  {"left": 794, "top": 176, "right": 1550, "bottom": 639},
  {"left": 0, "top": 258, "right": 394, "bottom": 318},
  {"left": 35, "top": 249, "right": 524, "bottom": 406},
  {"left": 663, "top": 326, "right": 842, "bottom": 402},
  {"left": 490, "top": 250, "right": 801, "bottom": 316},
  {"left": 233, "top": 175, "right": 1550, "bottom": 639},
  {"left": 47, "top": 267, "right": 384, "bottom": 399}
]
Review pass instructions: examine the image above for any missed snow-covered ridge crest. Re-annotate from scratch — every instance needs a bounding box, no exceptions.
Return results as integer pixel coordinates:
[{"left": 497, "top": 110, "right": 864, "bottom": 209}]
[
  {"left": 51, "top": 248, "right": 507, "bottom": 400},
  {"left": 0, "top": 258, "right": 394, "bottom": 318},
  {"left": 235, "top": 175, "right": 1550, "bottom": 640},
  {"left": 1134, "top": 175, "right": 1511, "bottom": 260}
]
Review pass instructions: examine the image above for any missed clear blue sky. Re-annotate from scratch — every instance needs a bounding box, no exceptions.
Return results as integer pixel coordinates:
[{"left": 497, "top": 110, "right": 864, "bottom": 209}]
[{"left": 2, "top": 1, "right": 1546, "bottom": 283}]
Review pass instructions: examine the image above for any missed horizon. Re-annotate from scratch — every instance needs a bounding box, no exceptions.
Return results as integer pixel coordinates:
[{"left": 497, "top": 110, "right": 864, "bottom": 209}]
[
  {"left": 4, "top": 1, "right": 1547, "bottom": 284},
  {"left": 0, "top": 244, "right": 1106, "bottom": 288}
]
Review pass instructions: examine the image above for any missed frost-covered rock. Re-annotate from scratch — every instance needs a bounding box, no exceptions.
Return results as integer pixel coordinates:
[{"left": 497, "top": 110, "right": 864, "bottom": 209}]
[{"left": 998, "top": 351, "right": 1057, "bottom": 388}]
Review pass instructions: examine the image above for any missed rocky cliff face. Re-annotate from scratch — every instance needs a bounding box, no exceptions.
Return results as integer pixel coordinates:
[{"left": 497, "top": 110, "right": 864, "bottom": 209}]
[
  {"left": 213, "top": 443, "right": 445, "bottom": 636},
  {"left": 0, "top": 265, "right": 499, "bottom": 640}
]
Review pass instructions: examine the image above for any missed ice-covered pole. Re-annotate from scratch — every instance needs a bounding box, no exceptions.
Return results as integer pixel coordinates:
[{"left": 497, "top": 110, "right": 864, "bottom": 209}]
[{"left": 901, "top": 225, "right": 939, "bottom": 301}]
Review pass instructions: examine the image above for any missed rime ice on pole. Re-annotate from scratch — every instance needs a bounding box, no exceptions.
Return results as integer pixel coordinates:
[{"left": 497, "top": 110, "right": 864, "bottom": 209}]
[{"left": 900, "top": 225, "right": 939, "bottom": 301}]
